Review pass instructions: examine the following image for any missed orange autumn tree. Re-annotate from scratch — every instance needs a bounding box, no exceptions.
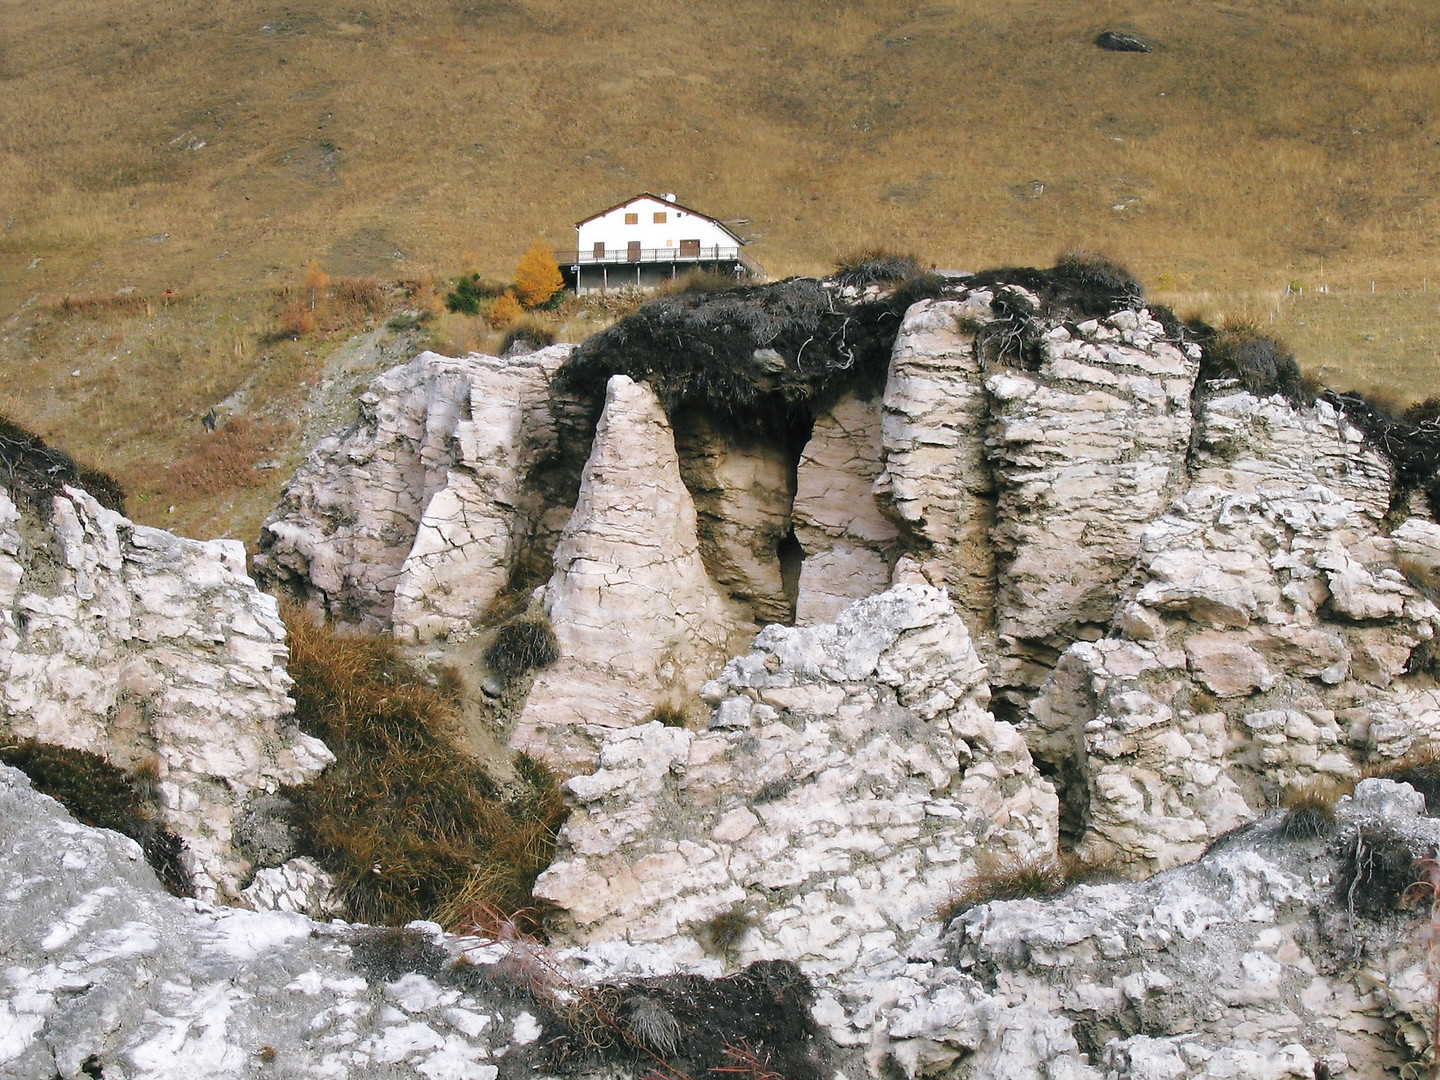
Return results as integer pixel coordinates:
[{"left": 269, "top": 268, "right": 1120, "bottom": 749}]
[{"left": 512, "top": 240, "right": 563, "bottom": 309}]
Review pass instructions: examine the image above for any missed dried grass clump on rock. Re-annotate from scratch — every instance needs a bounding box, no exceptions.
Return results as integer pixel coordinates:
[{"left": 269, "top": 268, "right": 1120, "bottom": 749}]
[{"left": 282, "top": 604, "right": 566, "bottom": 930}]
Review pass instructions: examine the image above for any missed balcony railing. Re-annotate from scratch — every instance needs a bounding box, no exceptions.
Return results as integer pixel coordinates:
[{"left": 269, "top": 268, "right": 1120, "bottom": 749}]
[{"left": 555, "top": 246, "right": 745, "bottom": 266}]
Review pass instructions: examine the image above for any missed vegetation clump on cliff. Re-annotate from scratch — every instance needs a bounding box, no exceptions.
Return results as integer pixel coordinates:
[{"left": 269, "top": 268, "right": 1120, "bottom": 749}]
[
  {"left": 968, "top": 250, "right": 1144, "bottom": 321},
  {"left": 556, "top": 273, "right": 947, "bottom": 445},
  {"left": 0, "top": 740, "right": 191, "bottom": 896},
  {"left": 0, "top": 415, "right": 126, "bottom": 517}
]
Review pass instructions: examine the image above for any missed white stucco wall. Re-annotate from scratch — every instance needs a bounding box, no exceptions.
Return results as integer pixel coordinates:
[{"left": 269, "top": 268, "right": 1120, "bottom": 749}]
[{"left": 576, "top": 196, "right": 738, "bottom": 257}]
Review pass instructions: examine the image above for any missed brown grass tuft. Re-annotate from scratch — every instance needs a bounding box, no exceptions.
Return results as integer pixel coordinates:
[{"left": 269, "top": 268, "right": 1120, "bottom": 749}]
[
  {"left": 940, "top": 851, "right": 1068, "bottom": 925},
  {"left": 168, "top": 416, "right": 290, "bottom": 498},
  {"left": 282, "top": 604, "right": 568, "bottom": 931},
  {"left": 1279, "top": 777, "right": 1355, "bottom": 840}
]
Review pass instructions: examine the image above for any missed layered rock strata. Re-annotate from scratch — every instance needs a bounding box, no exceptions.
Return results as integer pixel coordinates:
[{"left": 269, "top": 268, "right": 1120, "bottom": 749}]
[
  {"left": 984, "top": 305, "right": 1199, "bottom": 692},
  {"left": 255, "top": 346, "right": 583, "bottom": 640},
  {"left": 534, "top": 580, "right": 1059, "bottom": 978},
  {"left": 511, "top": 375, "right": 751, "bottom": 770},
  {"left": 0, "top": 486, "right": 330, "bottom": 900},
  {"left": 1030, "top": 393, "right": 1440, "bottom": 874},
  {"left": 877, "top": 295, "right": 997, "bottom": 637}
]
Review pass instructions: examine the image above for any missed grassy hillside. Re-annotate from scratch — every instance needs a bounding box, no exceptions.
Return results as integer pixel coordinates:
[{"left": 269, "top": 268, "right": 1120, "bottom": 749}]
[{"left": 3, "top": 0, "right": 1440, "bottom": 537}]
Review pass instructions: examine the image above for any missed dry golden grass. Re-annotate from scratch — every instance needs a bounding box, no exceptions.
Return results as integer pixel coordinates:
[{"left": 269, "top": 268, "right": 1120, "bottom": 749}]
[
  {"left": 4, "top": 0, "right": 1440, "bottom": 535},
  {"left": 282, "top": 603, "right": 568, "bottom": 930}
]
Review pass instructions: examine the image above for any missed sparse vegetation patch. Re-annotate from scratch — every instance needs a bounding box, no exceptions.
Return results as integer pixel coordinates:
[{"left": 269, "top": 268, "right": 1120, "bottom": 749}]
[
  {"left": 0, "top": 739, "right": 192, "bottom": 896},
  {"left": 282, "top": 605, "right": 567, "bottom": 930}
]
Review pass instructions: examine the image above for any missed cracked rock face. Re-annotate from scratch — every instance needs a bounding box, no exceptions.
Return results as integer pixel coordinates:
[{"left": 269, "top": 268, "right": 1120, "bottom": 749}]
[
  {"left": 792, "top": 395, "right": 897, "bottom": 625},
  {"left": 861, "top": 779, "right": 1439, "bottom": 1080},
  {"left": 984, "top": 306, "right": 1199, "bottom": 692},
  {"left": 534, "top": 580, "right": 1058, "bottom": 980},
  {"left": 0, "top": 487, "right": 330, "bottom": 901},
  {"left": 1030, "top": 394, "right": 1440, "bottom": 876},
  {"left": 255, "top": 346, "right": 583, "bottom": 640},
  {"left": 511, "top": 375, "right": 752, "bottom": 770},
  {"left": 0, "top": 763, "right": 744, "bottom": 1080}
]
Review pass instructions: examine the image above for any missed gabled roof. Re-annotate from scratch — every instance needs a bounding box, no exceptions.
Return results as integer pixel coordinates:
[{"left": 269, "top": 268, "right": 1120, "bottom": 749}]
[{"left": 575, "top": 192, "right": 745, "bottom": 246}]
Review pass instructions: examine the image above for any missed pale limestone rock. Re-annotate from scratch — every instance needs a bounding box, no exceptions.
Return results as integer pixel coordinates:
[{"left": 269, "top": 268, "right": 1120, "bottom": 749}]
[
  {"left": 1191, "top": 391, "right": 1391, "bottom": 520},
  {"left": 256, "top": 346, "right": 578, "bottom": 638},
  {"left": 793, "top": 394, "right": 897, "bottom": 624},
  {"left": 1028, "top": 394, "right": 1440, "bottom": 876},
  {"left": 986, "top": 311, "right": 1198, "bottom": 690},
  {"left": 877, "top": 297, "right": 996, "bottom": 636},
  {"left": 535, "top": 584, "right": 1058, "bottom": 980},
  {"left": 512, "top": 375, "right": 749, "bottom": 771},
  {"left": 858, "top": 780, "right": 1440, "bottom": 1080},
  {"left": 0, "top": 487, "right": 331, "bottom": 900},
  {"left": 673, "top": 414, "right": 795, "bottom": 626}
]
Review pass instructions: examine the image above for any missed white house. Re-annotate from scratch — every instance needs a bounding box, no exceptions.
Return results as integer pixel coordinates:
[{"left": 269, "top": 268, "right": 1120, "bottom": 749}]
[{"left": 558, "top": 192, "right": 761, "bottom": 293}]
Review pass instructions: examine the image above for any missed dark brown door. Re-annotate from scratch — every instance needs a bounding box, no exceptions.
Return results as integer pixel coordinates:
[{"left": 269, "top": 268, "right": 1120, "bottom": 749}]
[
  {"left": 627, "top": 241, "right": 641, "bottom": 262},
  {"left": 679, "top": 239, "right": 700, "bottom": 257},
  {"left": 593, "top": 242, "right": 606, "bottom": 259}
]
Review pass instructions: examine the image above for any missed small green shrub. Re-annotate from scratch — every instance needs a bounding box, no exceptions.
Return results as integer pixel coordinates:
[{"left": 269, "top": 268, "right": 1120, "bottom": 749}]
[
  {"left": 485, "top": 616, "right": 560, "bottom": 688},
  {"left": 834, "top": 249, "right": 921, "bottom": 289},
  {"left": 940, "top": 852, "right": 1066, "bottom": 925},
  {"left": 445, "top": 273, "right": 506, "bottom": 315}
]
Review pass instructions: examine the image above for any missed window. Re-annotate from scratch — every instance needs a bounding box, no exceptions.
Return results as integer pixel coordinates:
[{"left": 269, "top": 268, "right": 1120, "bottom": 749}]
[
  {"left": 653, "top": 212, "right": 667, "bottom": 223},
  {"left": 624, "top": 212, "right": 639, "bottom": 225}
]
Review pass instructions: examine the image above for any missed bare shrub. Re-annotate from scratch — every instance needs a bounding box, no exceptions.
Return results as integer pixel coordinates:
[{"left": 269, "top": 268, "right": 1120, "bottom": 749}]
[
  {"left": 833, "top": 249, "right": 921, "bottom": 288},
  {"left": 485, "top": 615, "right": 560, "bottom": 688}
]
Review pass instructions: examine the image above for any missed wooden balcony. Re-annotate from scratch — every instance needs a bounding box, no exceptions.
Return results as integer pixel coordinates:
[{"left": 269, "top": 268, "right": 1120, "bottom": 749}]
[{"left": 555, "top": 245, "right": 745, "bottom": 266}]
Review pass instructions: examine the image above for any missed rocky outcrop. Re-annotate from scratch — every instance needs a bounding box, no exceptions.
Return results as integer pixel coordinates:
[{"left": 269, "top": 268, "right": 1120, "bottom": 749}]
[
  {"left": 856, "top": 778, "right": 1439, "bottom": 1080},
  {"left": 985, "top": 306, "right": 1199, "bottom": 693},
  {"left": 1030, "top": 393, "right": 1440, "bottom": 874},
  {"left": 511, "top": 376, "right": 751, "bottom": 770},
  {"left": 792, "top": 395, "right": 897, "bottom": 624},
  {"left": 534, "top": 580, "right": 1058, "bottom": 978},
  {"left": 0, "top": 763, "right": 744, "bottom": 1080},
  {"left": 673, "top": 411, "right": 796, "bottom": 627},
  {"left": 255, "top": 346, "right": 583, "bottom": 640},
  {"left": 876, "top": 295, "right": 997, "bottom": 637},
  {"left": 0, "top": 486, "right": 330, "bottom": 901},
  {"left": 9, "top": 751, "right": 1436, "bottom": 1080}
]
